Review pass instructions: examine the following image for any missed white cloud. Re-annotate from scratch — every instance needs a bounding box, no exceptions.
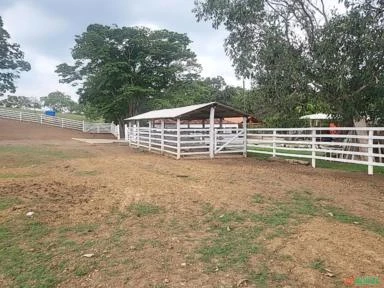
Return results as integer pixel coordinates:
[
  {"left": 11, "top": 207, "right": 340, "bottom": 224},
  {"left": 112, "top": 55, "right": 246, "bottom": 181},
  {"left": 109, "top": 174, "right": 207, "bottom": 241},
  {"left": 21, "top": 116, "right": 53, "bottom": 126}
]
[
  {"left": 13, "top": 50, "right": 77, "bottom": 100},
  {"left": 2, "top": 1, "right": 68, "bottom": 47}
]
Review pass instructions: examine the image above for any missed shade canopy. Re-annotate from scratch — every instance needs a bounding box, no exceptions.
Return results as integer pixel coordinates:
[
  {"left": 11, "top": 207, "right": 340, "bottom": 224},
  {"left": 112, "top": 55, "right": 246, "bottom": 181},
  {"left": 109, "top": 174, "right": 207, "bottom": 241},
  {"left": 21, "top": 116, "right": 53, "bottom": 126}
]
[
  {"left": 126, "top": 102, "right": 247, "bottom": 121},
  {"left": 300, "top": 113, "right": 332, "bottom": 120}
]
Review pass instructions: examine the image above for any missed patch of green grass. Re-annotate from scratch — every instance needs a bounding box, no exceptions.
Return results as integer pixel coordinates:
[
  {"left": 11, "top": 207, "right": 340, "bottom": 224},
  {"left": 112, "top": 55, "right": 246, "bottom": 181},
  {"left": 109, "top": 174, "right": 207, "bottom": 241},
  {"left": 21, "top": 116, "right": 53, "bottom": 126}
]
[
  {"left": 0, "top": 197, "right": 21, "bottom": 211},
  {"left": 216, "top": 211, "right": 247, "bottom": 223},
  {"left": 249, "top": 265, "right": 269, "bottom": 287},
  {"left": 22, "top": 221, "right": 50, "bottom": 240},
  {"left": 0, "top": 173, "right": 39, "bottom": 179},
  {"left": 291, "top": 191, "right": 318, "bottom": 216},
  {"left": 75, "top": 170, "right": 99, "bottom": 176},
  {"left": 127, "top": 202, "right": 163, "bottom": 217},
  {"left": 58, "top": 223, "right": 99, "bottom": 235},
  {"left": 251, "top": 205, "right": 292, "bottom": 227},
  {"left": 325, "top": 205, "right": 384, "bottom": 236},
  {"left": 201, "top": 202, "right": 214, "bottom": 215},
  {"left": 309, "top": 258, "right": 326, "bottom": 272},
  {"left": 0, "top": 145, "right": 91, "bottom": 168},
  {"left": 0, "top": 220, "right": 57, "bottom": 287},
  {"left": 248, "top": 149, "right": 384, "bottom": 174},
  {"left": 74, "top": 261, "right": 97, "bottom": 277},
  {"left": 199, "top": 225, "right": 262, "bottom": 271},
  {"left": 325, "top": 206, "right": 362, "bottom": 224},
  {"left": 252, "top": 193, "right": 264, "bottom": 204},
  {"left": 271, "top": 272, "right": 288, "bottom": 282}
]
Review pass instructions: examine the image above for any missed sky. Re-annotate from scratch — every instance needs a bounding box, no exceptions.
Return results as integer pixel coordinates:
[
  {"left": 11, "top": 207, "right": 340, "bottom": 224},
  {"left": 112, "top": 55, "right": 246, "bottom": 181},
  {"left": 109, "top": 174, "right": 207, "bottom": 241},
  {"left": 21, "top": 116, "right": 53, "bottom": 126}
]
[{"left": 0, "top": 0, "right": 242, "bottom": 101}]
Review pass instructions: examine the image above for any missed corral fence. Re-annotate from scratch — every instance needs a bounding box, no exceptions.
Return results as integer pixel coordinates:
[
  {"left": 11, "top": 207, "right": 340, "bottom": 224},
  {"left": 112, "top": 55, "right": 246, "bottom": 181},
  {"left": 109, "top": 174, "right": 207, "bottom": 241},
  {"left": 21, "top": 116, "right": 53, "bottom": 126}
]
[
  {"left": 124, "top": 123, "right": 384, "bottom": 175},
  {"left": 247, "top": 127, "right": 384, "bottom": 175},
  {"left": 124, "top": 124, "right": 245, "bottom": 159},
  {"left": 0, "top": 108, "right": 120, "bottom": 138}
]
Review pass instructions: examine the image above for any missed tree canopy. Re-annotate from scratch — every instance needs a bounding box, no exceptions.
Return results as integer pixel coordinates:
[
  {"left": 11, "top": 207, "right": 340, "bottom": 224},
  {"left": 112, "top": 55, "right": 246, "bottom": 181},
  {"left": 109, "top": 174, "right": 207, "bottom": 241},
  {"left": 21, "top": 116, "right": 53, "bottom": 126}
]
[
  {"left": 56, "top": 25, "right": 200, "bottom": 133},
  {"left": 0, "top": 95, "right": 40, "bottom": 109},
  {"left": 40, "top": 91, "right": 77, "bottom": 112},
  {"left": 194, "top": 0, "right": 384, "bottom": 126},
  {"left": 0, "top": 16, "right": 31, "bottom": 96}
]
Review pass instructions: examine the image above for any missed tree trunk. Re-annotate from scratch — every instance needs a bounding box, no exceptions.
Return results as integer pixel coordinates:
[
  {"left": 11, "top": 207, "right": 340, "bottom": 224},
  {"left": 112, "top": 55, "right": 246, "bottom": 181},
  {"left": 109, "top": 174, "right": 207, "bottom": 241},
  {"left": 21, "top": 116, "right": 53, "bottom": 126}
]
[{"left": 118, "top": 118, "right": 125, "bottom": 139}]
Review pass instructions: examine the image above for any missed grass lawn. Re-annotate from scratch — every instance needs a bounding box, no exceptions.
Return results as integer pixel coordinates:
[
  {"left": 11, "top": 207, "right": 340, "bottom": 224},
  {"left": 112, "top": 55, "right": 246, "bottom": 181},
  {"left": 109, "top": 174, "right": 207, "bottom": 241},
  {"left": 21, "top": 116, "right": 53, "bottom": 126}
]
[{"left": 248, "top": 146, "right": 384, "bottom": 174}]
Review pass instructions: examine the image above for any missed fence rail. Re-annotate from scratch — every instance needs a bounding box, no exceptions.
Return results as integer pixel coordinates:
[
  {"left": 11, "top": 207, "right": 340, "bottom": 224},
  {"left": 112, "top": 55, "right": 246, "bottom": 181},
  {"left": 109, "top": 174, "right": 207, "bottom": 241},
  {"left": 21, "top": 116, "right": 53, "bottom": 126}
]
[
  {"left": 247, "top": 127, "right": 384, "bottom": 175},
  {"left": 0, "top": 108, "right": 119, "bottom": 138},
  {"left": 125, "top": 125, "right": 244, "bottom": 158}
]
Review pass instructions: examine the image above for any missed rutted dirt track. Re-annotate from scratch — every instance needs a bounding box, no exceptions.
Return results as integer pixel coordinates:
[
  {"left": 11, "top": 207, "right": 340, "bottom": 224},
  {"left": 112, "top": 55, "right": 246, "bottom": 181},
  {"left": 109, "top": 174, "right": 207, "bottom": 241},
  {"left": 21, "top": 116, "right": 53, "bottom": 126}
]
[{"left": 0, "top": 118, "right": 384, "bottom": 288}]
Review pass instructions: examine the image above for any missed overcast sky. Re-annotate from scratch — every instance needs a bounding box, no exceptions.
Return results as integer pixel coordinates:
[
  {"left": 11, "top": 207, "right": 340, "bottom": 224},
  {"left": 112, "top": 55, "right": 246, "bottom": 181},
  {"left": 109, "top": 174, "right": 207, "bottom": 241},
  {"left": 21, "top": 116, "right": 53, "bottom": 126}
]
[
  {"left": 1, "top": 0, "right": 243, "bottom": 100},
  {"left": 1, "top": 0, "right": 343, "bottom": 101}
]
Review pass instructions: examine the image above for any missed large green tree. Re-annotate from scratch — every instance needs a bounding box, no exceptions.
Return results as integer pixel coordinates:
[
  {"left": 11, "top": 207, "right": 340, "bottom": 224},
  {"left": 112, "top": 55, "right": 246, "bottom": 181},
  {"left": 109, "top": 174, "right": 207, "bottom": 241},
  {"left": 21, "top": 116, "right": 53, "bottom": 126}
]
[
  {"left": 193, "top": 0, "right": 329, "bottom": 126},
  {"left": 0, "top": 16, "right": 31, "bottom": 95},
  {"left": 56, "top": 25, "right": 200, "bottom": 134},
  {"left": 151, "top": 76, "right": 244, "bottom": 109},
  {"left": 194, "top": 0, "right": 384, "bottom": 126},
  {"left": 0, "top": 95, "right": 40, "bottom": 109},
  {"left": 313, "top": 0, "right": 384, "bottom": 125},
  {"left": 40, "top": 91, "right": 77, "bottom": 112}
]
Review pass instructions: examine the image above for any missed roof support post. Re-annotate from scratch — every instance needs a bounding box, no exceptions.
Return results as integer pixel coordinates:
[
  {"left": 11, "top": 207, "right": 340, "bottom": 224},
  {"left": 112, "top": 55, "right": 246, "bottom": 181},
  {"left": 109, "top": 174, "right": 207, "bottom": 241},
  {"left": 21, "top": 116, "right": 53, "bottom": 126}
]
[
  {"left": 161, "top": 120, "right": 164, "bottom": 154},
  {"left": 243, "top": 116, "right": 247, "bottom": 157},
  {"left": 202, "top": 119, "right": 205, "bottom": 129},
  {"left": 176, "top": 118, "right": 181, "bottom": 159},
  {"left": 219, "top": 118, "right": 223, "bottom": 129},
  {"left": 209, "top": 106, "right": 215, "bottom": 159}
]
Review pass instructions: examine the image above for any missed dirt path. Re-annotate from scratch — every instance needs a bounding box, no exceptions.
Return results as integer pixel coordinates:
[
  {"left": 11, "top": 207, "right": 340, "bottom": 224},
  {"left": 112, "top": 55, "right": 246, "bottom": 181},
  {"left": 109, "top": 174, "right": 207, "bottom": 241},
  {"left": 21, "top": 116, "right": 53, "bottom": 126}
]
[
  {"left": 0, "top": 118, "right": 114, "bottom": 142},
  {"left": 0, "top": 128, "right": 383, "bottom": 288}
]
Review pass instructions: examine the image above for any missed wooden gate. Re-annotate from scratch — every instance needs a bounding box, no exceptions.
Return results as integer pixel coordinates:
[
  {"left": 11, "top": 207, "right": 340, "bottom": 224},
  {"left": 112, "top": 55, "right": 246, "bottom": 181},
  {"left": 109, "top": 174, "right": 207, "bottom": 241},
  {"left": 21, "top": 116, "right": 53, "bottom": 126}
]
[{"left": 214, "top": 128, "right": 245, "bottom": 155}]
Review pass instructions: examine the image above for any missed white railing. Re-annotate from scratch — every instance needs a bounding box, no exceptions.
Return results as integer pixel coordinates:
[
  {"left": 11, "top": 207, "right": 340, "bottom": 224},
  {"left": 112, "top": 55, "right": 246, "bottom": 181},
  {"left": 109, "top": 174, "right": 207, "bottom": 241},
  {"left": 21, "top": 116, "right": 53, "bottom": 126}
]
[
  {"left": 125, "top": 125, "right": 245, "bottom": 158},
  {"left": 247, "top": 127, "right": 384, "bottom": 175},
  {"left": 0, "top": 108, "right": 119, "bottom": 138}
]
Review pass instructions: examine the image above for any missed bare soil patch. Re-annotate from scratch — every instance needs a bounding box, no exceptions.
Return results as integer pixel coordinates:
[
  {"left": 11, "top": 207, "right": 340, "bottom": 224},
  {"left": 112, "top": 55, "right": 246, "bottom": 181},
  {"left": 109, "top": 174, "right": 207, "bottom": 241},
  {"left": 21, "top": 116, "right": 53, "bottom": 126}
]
[
  {"left": 0, "top": 128, "right": 384, "bottom": 287},
  {"left": 0, "top": 118, "right": 114, "bottom": 143}
]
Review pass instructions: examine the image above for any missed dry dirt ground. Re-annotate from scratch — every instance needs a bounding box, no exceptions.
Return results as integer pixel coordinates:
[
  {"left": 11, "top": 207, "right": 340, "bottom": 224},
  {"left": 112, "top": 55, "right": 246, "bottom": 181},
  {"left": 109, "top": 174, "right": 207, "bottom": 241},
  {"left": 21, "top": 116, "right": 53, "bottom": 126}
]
[{"left": 1, "top": 119, "right": 384, "bottom": 288}]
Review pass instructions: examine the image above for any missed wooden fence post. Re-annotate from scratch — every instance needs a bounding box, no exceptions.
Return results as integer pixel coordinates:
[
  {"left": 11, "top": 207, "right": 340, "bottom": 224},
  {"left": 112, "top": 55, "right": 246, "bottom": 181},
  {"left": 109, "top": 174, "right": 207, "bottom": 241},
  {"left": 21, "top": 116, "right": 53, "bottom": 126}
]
[
  {"left": 161, "top": 120, "right": 164, "bottom": 154},
  {"left": 176, "top": 118, "right": 181, "bottom": 159},
  {"left": 40, "top": 115, "right": 43, "bottom": 124},
  {"left": 311, "top": 129, "right": 316, "bottom": 168},
  {"left": 368, "top": 129, "right": 374, "bottom": 175},
  {"left": 82, "top": 120, "right": 85, "bottom": 132},
  {"left": 272, "top": 129, "right": 277, "bottom": 157},
  {"left": 125, "top": 124, "right": 128, "bottom": 142},
  {"left": 61, "top": 119, "right": 64, "bottom": 128},
  {"left": 128, "top": 122, "right": 132, "bottom": 146},
  {"left": 243, "top": 116, "right": 247, "bottom": 157},
  {"left": 148, "top": 121, "right": 152, "bottom": 151},
  {"left": 19, "top": 112, "right": 22, "bottom": 122}
]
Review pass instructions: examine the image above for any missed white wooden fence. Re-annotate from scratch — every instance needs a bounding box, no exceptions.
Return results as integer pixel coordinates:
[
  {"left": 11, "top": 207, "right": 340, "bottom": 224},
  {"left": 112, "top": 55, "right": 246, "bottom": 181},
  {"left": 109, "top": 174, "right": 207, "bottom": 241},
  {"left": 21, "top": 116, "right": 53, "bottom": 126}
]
[
  {"left": 0, "top": 108, "right": 119, "bottom": 138},
  {"left": 124, "top": 125, "right": 245, "bottom": 159},
  {"left": 124, "top": 124, "right": 384, "bottom": 174},
  {"left": 247, "top": 127, "right": 384, "bottom": 175}
]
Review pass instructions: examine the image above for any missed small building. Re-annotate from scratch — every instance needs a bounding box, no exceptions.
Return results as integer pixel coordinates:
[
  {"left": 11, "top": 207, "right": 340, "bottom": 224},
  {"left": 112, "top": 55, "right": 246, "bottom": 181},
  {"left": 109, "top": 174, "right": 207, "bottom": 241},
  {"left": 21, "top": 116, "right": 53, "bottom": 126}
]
[{"left": 125, "top": 102, "right": 248, "bottom": 159}]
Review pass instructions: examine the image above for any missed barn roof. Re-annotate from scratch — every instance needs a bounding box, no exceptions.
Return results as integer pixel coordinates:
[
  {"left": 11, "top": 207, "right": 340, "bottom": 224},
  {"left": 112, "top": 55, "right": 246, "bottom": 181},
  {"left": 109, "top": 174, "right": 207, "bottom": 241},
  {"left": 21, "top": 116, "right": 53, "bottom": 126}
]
[{"left": 126, "top": 102, "right": 247, "bottom": 121}]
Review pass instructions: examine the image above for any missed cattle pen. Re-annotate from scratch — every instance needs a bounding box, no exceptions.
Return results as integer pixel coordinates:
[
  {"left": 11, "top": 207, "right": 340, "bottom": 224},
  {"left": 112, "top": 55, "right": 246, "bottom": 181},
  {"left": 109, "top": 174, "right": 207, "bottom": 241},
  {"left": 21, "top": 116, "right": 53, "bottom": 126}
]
[{"left": 124, "top": 102, "right": 248, "bottom": 159}]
